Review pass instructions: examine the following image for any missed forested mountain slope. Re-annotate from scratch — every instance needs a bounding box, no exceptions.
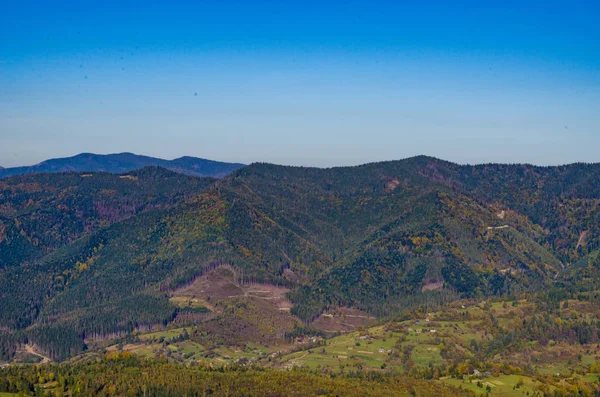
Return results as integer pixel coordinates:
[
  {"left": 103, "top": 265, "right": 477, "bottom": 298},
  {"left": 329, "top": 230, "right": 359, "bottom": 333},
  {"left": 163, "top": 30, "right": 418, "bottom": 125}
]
[
  {"left": 1, "top": 156, "right": 600, "bottom": 361},
  {"left": 0, "top": 167, "right": 215, "bottom": 269},
  {"left": 221, "top": 158, "right": 588, "bottom": 320}
]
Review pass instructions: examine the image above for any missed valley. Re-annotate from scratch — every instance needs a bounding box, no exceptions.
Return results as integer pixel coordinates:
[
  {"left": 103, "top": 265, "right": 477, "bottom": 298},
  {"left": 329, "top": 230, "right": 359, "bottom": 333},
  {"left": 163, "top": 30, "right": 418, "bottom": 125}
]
[
  {"left": 4, "top": 0, "right": 599, "bottom": 393},
  {"left": 90, "top": 293, "right": 597, "bottom": 395},
  {"left": 1, "top": 156, "right": 600, "bottom": 395},
  {"left": 6, "top": 292, "right": 596, "bottom": 396}
]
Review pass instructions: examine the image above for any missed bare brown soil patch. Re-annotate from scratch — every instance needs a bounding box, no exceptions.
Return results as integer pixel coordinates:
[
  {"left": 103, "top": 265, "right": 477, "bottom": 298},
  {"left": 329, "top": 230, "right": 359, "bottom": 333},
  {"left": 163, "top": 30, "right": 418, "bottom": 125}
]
[
  {"left": 197, "top": 296, "right": 300, "bottom": 346},
  {"left": 312, "top": 307, "right": 376, "bottom": 332},
  {"left": 171, "top": 266, "right": 293, "bottom": 312},
  {"left": 172, "top": 267, "right": 244, "bottom": 301},
  {"left": 422, "top": 281, "right": 444, "bottom": 292},
  {"left": 385, "top": 178, "right": 401, "bottom": 193},
  {"left": 24, "top": 345, "right": 51, "bottom": 364}
]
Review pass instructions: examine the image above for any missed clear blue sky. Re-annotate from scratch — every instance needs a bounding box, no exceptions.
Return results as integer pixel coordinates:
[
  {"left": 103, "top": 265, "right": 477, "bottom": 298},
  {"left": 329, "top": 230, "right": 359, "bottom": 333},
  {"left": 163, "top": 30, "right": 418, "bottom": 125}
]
[{"left": 1, "top": 0, "right": 599, "bottom": 167}]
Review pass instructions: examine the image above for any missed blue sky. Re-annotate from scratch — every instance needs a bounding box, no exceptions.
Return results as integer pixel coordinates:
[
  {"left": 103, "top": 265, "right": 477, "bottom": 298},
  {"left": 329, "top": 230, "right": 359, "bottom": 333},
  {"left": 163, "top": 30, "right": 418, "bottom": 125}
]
[{"left": 1, "top": 0, "right": 599, "bottom": 167}]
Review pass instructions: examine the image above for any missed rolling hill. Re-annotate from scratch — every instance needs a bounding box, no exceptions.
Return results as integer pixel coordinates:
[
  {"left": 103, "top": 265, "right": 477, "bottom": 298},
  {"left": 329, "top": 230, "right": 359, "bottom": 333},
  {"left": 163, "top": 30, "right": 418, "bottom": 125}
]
[{"left": 1, "top": 156, "right": 600, "bottom": 362}]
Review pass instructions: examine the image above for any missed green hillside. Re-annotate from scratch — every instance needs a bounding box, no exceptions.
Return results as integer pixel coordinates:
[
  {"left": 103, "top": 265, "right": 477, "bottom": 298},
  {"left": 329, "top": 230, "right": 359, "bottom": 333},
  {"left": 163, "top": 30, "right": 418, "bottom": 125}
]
[
  {"left": 1, "top": 157, "right": 600, "bottom": 364},
  {"left": 0, "top": 167, "right": 214, "bottom": 269}
]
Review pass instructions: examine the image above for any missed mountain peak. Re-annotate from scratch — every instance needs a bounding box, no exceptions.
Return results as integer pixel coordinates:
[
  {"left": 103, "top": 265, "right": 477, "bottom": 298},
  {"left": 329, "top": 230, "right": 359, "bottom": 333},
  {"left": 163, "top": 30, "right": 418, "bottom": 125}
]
[{"left": 0, "top": 153, "right": 245, "bottom": 179}]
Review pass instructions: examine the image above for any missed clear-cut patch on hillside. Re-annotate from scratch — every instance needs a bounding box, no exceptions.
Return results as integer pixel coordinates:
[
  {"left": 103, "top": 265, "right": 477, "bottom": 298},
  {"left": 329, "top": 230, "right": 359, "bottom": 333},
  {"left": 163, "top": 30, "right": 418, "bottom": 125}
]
[
  {"left": 421, "top": 280, "right": 444, "bottom": 292},
  {"left": 311, "top": 307, "right": 376, "bottom": 332},
  {"left": 170, "top": 266, "right": 293, "bottom": 313}
]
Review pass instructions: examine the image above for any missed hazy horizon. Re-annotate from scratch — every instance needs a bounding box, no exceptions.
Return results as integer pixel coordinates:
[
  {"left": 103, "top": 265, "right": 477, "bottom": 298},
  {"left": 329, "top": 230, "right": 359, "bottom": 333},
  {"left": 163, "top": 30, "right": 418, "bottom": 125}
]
[
  {"left": 2, "top": 1, "right": 599, "bottom": 167},
  {"left": 3, "top": 151, "right": 600, "bottom": 170}
]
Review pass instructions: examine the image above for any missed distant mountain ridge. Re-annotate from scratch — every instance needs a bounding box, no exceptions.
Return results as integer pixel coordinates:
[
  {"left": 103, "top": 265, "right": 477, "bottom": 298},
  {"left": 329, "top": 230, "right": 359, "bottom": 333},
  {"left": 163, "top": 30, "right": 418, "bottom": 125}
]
[{"left": 0, "top": 152, "right": 244, "bottom": 179}]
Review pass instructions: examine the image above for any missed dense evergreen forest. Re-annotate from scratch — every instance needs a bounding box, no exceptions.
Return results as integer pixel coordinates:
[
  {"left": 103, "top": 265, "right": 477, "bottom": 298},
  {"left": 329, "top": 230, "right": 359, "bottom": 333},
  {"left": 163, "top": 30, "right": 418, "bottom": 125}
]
[{"left": 1, "top": 156, "right": 600, "bottom": 363}]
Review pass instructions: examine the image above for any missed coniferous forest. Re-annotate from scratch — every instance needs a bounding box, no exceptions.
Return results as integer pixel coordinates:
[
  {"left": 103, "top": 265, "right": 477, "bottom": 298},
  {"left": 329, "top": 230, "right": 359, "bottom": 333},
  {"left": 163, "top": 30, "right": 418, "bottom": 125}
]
[{"left": 2, "top": 156, "right": 600, "bottom": 395}]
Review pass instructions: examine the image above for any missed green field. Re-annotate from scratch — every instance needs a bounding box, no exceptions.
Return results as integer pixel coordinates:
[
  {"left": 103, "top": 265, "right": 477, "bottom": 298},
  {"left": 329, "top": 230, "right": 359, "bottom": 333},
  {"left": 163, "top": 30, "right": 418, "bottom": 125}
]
[
  {"left": 96, "top": 296, "right": 600, "bottom": 396},
  {"left": 137, "top": 327, "right": 189, "bottom": 341},
  {"left": 275, "top": 309, "right": 485, "bottom": 372},
  {"left": 444, "top": 374, "right": 552, "bottom": 396},
  {"left": 110, "top": 327, "right": 287, "bottom": 366}
]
